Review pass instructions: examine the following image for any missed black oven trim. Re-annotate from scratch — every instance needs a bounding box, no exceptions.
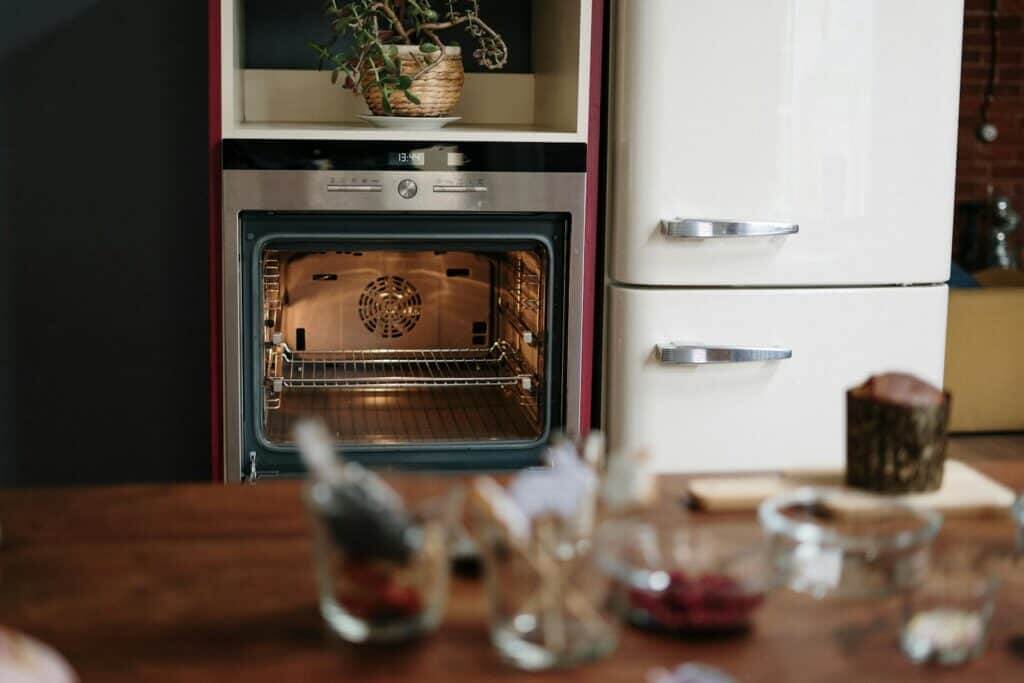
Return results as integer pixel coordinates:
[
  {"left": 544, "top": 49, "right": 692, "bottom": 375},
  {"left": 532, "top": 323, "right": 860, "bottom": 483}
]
[
  {"left": 223, "top": 139, "right": 586, "bottom": 173},
  {"left": 239, "top": 212, "right": 568, "bottom": 476}
]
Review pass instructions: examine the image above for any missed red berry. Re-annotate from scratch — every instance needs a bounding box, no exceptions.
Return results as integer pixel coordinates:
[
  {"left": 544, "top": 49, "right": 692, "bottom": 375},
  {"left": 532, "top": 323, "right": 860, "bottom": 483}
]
[
  {"left": 668, "top": 570, "right": 689, "bottom": 584},
  {"left": 626, "top": 572, "right": 763, "bottom": 633},
  {"left": 380, "top": 582, "right": 423, "bottom": 617}
]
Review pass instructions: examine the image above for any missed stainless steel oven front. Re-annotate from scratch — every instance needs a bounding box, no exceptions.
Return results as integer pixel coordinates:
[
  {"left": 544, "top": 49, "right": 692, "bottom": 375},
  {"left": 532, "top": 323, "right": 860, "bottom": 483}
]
[{"left": 221, "top": 141, "right": 587, "bottom": 481}]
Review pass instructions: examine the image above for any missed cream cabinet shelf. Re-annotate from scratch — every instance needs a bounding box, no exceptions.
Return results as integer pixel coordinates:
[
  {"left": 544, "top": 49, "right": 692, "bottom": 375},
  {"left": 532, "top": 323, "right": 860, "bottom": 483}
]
[{"left": 220, "top": 0, "right": 592, "bottom": 142}]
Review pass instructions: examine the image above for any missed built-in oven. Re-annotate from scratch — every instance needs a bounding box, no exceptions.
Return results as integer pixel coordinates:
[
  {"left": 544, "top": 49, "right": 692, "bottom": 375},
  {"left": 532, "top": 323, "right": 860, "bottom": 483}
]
[{"left": 221, "top": 141, "right": 588, "bottom": 481}]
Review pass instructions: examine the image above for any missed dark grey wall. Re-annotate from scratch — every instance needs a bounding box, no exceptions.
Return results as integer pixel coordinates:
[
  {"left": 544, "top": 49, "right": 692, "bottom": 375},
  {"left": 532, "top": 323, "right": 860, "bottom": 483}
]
[
  {"left": 244, "top": 0, "right": 533, "bottom": 72},
  {"left": 1, "top": 50, "right": 12, "bottom": 483},
  {"left": 0, "top": 1, "right": 211, "bottom": 485}
]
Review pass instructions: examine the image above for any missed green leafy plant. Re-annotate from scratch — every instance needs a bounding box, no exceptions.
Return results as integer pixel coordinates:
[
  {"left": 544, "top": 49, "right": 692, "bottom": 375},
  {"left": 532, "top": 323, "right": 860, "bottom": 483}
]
[{"left": 310, "top": 0, "right": 509, "bottom": 114}]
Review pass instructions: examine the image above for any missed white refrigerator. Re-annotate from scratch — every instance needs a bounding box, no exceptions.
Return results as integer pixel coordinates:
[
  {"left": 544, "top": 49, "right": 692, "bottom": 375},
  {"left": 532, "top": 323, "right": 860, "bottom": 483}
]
[{"left": 604, "top": 0, "right": 964, "bottom": 472}]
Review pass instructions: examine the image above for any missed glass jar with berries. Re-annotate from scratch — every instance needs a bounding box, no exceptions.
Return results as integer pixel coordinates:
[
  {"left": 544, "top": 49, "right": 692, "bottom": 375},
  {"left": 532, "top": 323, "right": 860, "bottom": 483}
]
[
  {"left": 596, "top": 517, "right": 772, "bottom": 637},
  {"left": 306, "top": 475, "right": 461, "bottom": 643},
  {"left": 296, "top": 421, "right": 461, "bottom": 644}
]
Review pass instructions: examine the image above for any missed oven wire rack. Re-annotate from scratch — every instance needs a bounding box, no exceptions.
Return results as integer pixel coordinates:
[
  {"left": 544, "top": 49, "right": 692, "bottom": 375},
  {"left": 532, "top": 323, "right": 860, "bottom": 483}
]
[{"left": 265, "top": 341, "right": 534, "bottom": 395}]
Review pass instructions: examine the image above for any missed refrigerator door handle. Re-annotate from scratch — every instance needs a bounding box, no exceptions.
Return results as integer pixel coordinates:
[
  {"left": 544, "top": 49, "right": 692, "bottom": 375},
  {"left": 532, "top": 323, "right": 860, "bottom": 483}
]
[
  {"left": 660, "top": 218, "right": 799, "bottom": 239},
  {"left": 656, "top": 343, "right": 793, "bottom": 364}
]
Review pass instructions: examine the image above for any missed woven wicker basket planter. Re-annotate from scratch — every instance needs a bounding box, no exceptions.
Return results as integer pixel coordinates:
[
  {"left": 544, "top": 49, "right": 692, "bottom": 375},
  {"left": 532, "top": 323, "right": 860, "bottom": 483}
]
[{"left": 361, "top": 45, "right": 464, "bottom": 117}]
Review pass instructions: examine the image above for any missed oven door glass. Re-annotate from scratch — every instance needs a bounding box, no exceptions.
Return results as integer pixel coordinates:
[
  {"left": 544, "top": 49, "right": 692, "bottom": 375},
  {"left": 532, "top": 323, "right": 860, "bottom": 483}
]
[{"left": 240, "top": 213, "right": 567, "bottom": 473}]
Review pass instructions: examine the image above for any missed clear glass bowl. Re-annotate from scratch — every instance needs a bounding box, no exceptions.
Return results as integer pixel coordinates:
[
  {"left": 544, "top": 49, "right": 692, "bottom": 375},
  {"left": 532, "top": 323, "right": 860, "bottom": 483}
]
[
  {"left": 596, "top": 517, "right": 771, "bottom": 636},
  {"left": 901, "top": 545, "right": 1001, "bottom": 666},
  {"left": 758, "top": 487, "right": 942, "bottom": 600},
  {"left": 306, "top": 481, "right": 456, "bottom": 644},
  {"left": 479, "top": 521, "right": 618, "bottom": 671}
]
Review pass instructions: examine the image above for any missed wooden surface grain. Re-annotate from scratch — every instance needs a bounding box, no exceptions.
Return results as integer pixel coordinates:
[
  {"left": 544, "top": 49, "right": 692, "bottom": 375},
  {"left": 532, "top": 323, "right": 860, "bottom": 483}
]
[{"left": 0, "top": 435, "right": 1021, "bottom": 681}]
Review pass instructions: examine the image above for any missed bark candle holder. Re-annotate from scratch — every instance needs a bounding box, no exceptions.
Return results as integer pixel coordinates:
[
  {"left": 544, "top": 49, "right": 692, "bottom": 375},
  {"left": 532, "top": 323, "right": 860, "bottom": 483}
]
[{"left": 846, "top": 373, "right": 951, "bottom": 494}]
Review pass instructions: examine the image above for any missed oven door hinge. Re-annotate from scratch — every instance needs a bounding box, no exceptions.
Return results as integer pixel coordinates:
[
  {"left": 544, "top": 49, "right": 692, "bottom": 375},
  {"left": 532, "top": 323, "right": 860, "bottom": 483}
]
[
  {"left": 246, "top": 452, "right": 280, "bottom": 484},
  {"left": 246, "top": 452, "right": 258, "bottom": 483}
]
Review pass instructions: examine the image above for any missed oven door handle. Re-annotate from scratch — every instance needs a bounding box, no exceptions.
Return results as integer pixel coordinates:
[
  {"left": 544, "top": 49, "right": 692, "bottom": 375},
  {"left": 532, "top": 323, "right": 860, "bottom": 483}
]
[
  {"left": 656, "top": 343, "right": 793, "bottom": 364},
  {"left": 660, "top": 218, "right": 799, "bottom": 239}
]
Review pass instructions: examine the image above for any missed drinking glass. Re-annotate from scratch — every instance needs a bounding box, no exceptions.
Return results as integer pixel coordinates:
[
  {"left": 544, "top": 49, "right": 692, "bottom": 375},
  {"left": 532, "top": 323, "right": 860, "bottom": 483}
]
[
  {"left": 479, "top": 520, "right": 618, "bottom": 670},
  {"left": 900, "top": 545, "right": 1000, "bottom": 666},
  {"left": 307, "top": 482, "right": 458, "bottom": 643}
]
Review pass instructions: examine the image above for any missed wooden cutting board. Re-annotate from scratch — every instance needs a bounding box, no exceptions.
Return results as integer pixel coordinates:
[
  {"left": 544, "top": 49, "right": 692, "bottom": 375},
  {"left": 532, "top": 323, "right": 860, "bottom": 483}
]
[{"left": 687, "top": 460, "right": 1018, "bottom": 518}]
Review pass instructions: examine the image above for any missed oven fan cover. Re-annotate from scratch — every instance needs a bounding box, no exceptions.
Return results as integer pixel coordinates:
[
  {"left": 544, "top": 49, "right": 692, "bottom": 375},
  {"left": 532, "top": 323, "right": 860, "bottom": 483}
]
[{"left": 358, "top": 275, "right": 423, "bottom": 338}]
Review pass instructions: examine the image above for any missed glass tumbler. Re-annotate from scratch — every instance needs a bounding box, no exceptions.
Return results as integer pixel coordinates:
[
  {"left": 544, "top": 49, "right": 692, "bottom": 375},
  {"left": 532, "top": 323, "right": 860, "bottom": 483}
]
[
  {"left": 1014, "top": 495, "right": 1024, "bottom": 554},
  {"left": 306, "top": 481, "right": 457, "bottom": 644},
  {"left": 900, "top": 546, "right": 1000, "bottom": 666},
  {"left": 479, "top": 520, "right": 618, "bottom": 671},
  {"left": 1013, "top": 495, "right": 1024, "bottom": 657},
  {"left": 759, "top": 487, "right": 942, "bottom": 600}
]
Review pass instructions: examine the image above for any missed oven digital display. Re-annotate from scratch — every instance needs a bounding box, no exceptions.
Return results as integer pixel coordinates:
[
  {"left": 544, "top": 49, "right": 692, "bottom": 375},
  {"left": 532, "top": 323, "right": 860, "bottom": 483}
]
[
  {"left": 388, "top": 151, "right": 427, "bottom": 167},
  {"left": 386, "top": 148, "right": 468, "bottom": 169}
]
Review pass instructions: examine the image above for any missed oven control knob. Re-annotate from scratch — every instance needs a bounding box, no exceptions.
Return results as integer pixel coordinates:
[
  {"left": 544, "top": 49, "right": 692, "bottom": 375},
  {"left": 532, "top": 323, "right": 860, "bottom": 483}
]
[{"left": 397, "top": 178, "right": 418, "bottom": 199}]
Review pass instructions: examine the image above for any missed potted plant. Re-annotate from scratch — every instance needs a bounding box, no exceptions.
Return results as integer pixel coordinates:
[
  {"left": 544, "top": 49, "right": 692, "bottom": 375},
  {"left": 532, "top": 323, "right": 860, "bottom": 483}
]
[{"left": 310, "top": 0, "right": 509, "bottom": 119}]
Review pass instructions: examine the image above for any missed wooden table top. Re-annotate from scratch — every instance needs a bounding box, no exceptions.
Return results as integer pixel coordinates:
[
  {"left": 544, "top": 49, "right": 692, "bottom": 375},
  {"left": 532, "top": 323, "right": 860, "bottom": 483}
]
[{"left": 0, "top": 435, "right": 1022, "bottom": 682}]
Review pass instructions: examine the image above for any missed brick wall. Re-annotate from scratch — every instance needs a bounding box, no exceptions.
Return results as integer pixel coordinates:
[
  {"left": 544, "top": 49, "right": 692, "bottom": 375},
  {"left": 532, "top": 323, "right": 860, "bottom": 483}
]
[{"left": 957, "top": 0, "right": 1024, "bottom": 206}]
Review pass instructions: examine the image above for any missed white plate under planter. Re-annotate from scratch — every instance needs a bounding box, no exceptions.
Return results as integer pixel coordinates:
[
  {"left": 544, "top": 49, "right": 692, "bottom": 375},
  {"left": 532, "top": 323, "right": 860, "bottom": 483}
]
[{"left": 358, "top": 115, "right": 462, "bottom": 130}]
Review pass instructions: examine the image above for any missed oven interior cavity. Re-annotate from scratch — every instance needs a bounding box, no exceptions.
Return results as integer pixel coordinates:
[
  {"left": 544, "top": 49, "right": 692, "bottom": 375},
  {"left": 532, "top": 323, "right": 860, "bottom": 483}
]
[{"left": 260, "top": 247, "right": 548, "bottom": 446}]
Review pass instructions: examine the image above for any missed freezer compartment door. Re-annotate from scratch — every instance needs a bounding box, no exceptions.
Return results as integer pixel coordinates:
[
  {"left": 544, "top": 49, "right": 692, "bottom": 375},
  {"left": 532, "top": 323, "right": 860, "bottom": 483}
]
[
  {"left": 609, "top": 0, "right": 961, "bottom": 286},
  {"left": 604, "top": 284, "right": 948, "bottom": 472}
]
